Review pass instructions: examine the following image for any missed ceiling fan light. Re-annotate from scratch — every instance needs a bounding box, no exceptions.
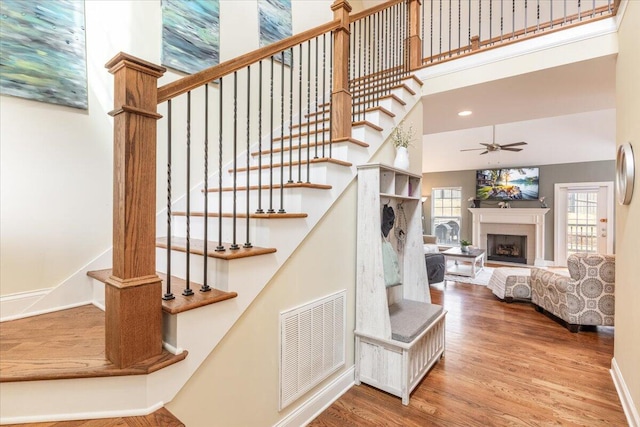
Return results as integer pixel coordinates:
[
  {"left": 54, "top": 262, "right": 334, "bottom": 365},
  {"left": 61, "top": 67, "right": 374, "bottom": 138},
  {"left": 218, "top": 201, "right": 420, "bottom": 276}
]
[{"left": 458, "top": 110, "right": 472, "bottom": 117}]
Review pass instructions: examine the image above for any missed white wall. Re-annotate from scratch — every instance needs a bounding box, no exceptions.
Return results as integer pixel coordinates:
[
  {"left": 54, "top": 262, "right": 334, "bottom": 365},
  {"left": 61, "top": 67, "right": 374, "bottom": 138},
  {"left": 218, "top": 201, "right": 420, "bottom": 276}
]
[
  {"left": 0, "top": 0, "right": 341, "bottom": 297},
  {"left": 614, "top": 0, "right": 640, "bottom": 423}
]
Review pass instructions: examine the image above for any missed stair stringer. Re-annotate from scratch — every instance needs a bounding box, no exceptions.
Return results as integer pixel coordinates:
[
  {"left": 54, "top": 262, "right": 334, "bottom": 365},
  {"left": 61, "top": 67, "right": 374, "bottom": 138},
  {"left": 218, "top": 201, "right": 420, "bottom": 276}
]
[{"left": 0, "top": 77, "right": 421, "bottom": 424}]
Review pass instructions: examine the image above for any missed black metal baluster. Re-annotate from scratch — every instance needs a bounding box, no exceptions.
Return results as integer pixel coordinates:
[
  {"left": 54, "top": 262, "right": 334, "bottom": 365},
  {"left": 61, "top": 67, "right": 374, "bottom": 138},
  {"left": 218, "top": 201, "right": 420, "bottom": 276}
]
[
  {"left": 479, "top": 0, "right": 482, "bottom": 43},
  {"left": 279, "top": 51, "right": 286, "bottom": 214},
  {"left": 448, "top": 0, "right": 452, "bottom": 56},
  {"left": 321, "top": 34, "right": 326, "bottom": 158},
  {"left": 314, "top": 38, "right": 319, "bottom": 160},
  {"left": 536, "top": 0, "right": 540, "bottom": 32},
  {"left": 512, "top": 0, "right": 516, "bottom": 39},
  {"left": 201, "top": 84, "right": 211, "bottom": 292},
  {"left": 216, "top": 79, "right": 225, "bottom": 252},
  {"left": 231, "top": 71, "right": 239, "bottom": 250},
  {"left": 268, "top": 56, "right": 275, "bottom": 213},
  {"left": 298, "top": 43, "right": 303, "bottom": 183},
  {"left": 306, "top": 41, "right": 311, "bottom": 183},
  {"left": 470, "top": 0, "right": 473, "bottom": 47},
  {"left": 490, "top": 0, "right": 493, "bottom": 43},
  {"left": 358, "top": 19, "right": 362, "bottom": 120},
  {"left": 163, "top": 100, "right": 175, "bottom": 301},
  {"left": 524, "top": 0, "right": 528, "bottom": 35},
  {"left": 439, "top": 0, "right": 443, "bottom": 58},
  {"left": 578, "top": 0, "right": 582, "bottom": 21},
  {"left": 256, "top": 61, "right": 264, "bottom": 214},
  {"left": 244, "top": 67, "right": 252, "bottom": 249},
  {"left": 564, "top": 0, "right": 567, "bottom": 26},
  {"left": 458, "top": 0, "right": 462, "bottom": 54},
  {"left": 500, "top": 0, "right": 504, "bottom": 42},
  {"left": 184, "top": 91, "right": 194, "bottom": 296},
  {"left": 329, "top": 33, "right": 333, "bottom": 158},
  {"left": 289, "top": 47, "right": 294, "bottom": 182}
]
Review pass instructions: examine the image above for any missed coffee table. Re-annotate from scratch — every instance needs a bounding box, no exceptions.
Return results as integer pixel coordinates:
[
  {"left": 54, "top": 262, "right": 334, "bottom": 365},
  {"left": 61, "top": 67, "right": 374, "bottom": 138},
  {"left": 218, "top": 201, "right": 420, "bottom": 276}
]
[{"left": 442, "top": 247, "right": 486, "bottom": 278}]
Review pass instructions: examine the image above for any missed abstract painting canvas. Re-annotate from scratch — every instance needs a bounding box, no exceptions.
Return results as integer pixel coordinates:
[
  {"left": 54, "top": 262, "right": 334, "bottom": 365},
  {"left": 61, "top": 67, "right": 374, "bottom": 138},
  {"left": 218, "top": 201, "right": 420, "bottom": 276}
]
[
  {"left": 162, "top": 0, "right": 220, "bottom": 75},
  {"left": 258, "top": 0, "right": 292, "bottom": 66},
  {"left": 0, "top": 0, "right": 88, "bottom": 109}
]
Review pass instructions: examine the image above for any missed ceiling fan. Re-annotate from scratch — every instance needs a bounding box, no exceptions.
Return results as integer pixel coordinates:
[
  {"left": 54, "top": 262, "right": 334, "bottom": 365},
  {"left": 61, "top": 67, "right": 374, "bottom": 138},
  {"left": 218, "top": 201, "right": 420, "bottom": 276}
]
[{"left": 461, "top": 125, "right": 527, "bottom": 155}]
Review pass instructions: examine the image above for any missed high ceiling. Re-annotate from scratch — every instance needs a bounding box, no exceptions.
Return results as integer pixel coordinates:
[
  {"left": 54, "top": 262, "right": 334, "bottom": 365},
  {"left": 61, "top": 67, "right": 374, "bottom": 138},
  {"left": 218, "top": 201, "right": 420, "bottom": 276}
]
[{"left": 421, "top": 55, "right": 617, "bottom": 172}]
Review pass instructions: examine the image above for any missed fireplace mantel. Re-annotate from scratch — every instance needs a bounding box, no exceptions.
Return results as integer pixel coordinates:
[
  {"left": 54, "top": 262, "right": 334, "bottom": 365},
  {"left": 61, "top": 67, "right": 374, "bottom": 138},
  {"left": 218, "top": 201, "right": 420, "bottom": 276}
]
[{"left": 469, "top": 208, "right": 550, "bottom": 265}]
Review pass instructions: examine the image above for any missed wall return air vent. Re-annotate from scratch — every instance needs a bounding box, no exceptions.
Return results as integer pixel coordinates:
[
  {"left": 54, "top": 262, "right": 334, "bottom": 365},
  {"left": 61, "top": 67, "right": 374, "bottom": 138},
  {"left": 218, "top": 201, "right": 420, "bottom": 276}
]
[{"left": 279, "top": 290, "right": 346, "bottom": 410}]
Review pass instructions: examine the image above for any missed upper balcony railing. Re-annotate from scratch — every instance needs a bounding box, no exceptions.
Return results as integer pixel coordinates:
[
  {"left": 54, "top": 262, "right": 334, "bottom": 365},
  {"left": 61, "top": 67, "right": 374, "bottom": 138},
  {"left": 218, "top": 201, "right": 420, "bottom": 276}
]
[{"left": 421, "top": 0, "right": 621, "bottom": 66}]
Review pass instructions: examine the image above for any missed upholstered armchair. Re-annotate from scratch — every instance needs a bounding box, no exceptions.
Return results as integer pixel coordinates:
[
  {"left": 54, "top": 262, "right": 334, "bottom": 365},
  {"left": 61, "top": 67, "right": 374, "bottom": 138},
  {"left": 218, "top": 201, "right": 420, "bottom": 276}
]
[{"left": 531, "top": 253, "right": 615, "bottom": 332}]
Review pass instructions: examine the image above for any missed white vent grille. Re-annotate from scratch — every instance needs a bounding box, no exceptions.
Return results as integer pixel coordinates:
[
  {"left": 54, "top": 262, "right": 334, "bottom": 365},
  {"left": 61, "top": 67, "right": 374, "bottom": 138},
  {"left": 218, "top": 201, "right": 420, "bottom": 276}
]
[{"left": 279, "top": 290, "right": 346, "bottom": 410}]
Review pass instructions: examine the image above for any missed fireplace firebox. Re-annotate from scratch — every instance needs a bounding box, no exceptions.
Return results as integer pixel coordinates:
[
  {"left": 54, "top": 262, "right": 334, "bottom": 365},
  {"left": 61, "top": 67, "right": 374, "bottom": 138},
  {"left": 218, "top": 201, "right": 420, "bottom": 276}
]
[{"left": 487, "top": 234, "right": 527, "bottom": 264}]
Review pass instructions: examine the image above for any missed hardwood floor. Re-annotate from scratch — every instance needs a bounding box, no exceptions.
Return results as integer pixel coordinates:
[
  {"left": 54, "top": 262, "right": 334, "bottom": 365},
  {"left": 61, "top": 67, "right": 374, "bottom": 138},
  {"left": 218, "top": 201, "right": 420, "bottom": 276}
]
[{"left": 310, "top": 281, "right": 627, "bottom": 426}]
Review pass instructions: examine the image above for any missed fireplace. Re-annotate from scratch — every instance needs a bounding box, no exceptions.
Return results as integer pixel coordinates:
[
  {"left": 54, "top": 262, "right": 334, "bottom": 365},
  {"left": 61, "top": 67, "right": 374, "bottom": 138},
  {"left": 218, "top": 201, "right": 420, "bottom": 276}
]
[
  {"left": 487, "top": 234, "right": 527, "bottom": 264},
  {"left": 469, "top": 208, "right": 550, "bottom": 265}
]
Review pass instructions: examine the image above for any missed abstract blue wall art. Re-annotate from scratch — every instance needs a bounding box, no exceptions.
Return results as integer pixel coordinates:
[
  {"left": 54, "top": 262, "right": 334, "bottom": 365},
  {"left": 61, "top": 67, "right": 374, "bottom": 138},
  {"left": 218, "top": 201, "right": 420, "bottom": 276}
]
[
  {"left": 258, "top": 0, "right": 292, "bottom": 66},
  {"left": 162, "top": 0, "right": 220, "bottom": 75},
  {"left": 0, "top": 0, "right": 88, "bottom": 109}
]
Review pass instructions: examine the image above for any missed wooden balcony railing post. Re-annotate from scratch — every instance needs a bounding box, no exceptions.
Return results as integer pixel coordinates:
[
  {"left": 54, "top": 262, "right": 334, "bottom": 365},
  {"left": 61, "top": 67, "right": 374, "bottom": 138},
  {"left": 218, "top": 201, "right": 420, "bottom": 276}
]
[
  {"left": 105, "top": 52, "right": 166, "bottom": 369},
  {"left": 331, "top": 0, "right": 352, "bottom": 140},
  {"left": 407, "top": 0, "right": 422, "bottom": 70}
]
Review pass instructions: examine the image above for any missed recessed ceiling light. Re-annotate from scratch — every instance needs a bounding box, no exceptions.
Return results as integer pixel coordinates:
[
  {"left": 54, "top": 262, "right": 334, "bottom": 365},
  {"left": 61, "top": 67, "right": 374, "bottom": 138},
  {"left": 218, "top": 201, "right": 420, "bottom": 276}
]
[{"left": 458, "top": 110, "right": 472, "bottom": 117}]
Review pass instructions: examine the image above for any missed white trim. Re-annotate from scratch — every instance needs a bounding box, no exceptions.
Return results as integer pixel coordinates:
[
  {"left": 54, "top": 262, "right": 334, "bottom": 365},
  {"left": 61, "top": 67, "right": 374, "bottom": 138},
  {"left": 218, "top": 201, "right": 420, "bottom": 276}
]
[
  {"left": 1, "top": 401, "right": 165, "bottom": 425},
  {"left": 616, "top": 0, "right": 630, "bottom": 30},
  {"left": 274, "top": 366, "right": 354, "bottom": 427},
  {"left": 0, "top": 288, "right": 50, "bottom": 321},
  {"left": 0, "top": 300, "right": 92, "bottom": 322},
  {"left": 162, "top": 341, "right": 184, "bottom": 356},
  {"left": 611, "top": 358, "right": 640, "bottom": 427}
]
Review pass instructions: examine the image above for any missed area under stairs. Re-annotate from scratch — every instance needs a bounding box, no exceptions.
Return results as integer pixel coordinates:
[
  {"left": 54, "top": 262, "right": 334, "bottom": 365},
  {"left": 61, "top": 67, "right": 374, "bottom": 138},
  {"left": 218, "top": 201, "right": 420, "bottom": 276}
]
[{"left": 0, "top": 73, "right": 422, "bottom": 424}]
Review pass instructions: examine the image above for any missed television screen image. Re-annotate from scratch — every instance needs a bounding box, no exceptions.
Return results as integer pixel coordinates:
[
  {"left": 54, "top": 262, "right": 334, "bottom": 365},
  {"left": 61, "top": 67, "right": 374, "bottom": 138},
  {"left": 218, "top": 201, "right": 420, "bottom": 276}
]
[{"left": 476, "top": 167, "right": 540, "bottom": 200}]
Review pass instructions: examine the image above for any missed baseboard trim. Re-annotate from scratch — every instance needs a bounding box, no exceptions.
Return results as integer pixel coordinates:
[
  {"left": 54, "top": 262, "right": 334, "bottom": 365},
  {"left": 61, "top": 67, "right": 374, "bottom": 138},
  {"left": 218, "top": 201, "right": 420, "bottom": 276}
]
[
  {"left": 0, "top": 289, "right": 50, "bottom": 321},
  {"left": 611, "top": 357, "right": 640, "bottom": 427},
  {"left": 274, "top": 366, "right": 354, "bottom": 427},
  {"left": 1, "top": 401, "right": 164, "bottom": 425}
]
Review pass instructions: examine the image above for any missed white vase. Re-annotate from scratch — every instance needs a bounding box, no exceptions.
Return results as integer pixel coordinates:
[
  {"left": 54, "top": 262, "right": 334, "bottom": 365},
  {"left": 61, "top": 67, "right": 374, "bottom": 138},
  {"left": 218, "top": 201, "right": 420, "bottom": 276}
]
[{"left": 393, "top": 146, "right": 410, "bottom": 170}]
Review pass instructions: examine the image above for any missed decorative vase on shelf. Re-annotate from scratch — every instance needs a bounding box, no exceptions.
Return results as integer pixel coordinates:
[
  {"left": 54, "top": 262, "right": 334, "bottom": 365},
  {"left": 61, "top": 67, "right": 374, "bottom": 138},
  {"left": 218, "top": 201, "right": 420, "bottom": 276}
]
[
  {"left": 460, "top": 245, "right": 469, "bottom": 253},
  {"left": 393, "top": 146, "right": 410, "bottom": 170}
]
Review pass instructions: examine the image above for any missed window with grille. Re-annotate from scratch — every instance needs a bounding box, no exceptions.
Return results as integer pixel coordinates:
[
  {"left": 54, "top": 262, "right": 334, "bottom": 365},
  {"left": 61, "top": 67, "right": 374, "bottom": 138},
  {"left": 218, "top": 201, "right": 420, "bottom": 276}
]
[{"left": 431, "top": 187, "right": 462, "bottom": 245}]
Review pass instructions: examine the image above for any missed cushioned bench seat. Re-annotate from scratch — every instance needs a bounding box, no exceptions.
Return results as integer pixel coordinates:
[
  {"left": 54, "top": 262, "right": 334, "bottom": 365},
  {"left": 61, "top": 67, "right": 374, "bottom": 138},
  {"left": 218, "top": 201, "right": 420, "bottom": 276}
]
[{"left": 389, "top": 300, "right": 444, "bottom": 343}]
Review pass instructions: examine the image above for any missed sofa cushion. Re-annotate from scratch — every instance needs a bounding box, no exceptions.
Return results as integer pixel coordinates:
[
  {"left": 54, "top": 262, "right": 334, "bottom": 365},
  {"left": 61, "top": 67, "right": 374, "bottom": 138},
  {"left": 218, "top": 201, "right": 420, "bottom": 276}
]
[{"left": 389, "top": 300, "right": 443, "bottom": 343}]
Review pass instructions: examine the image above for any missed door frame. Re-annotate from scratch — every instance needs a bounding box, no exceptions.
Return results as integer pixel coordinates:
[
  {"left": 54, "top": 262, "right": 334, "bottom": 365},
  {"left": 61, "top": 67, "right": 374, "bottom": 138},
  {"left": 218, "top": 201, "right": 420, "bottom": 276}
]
[{"left": 554, "top": 181, "right": 614, "bottom": 266}]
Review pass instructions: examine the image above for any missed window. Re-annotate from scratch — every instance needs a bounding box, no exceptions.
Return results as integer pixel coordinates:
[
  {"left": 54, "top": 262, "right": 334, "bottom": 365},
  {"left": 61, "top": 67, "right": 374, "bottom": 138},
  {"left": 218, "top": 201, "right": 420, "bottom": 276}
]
[{"left": 431, "top": 187, "right": 462, "bottom": 245}]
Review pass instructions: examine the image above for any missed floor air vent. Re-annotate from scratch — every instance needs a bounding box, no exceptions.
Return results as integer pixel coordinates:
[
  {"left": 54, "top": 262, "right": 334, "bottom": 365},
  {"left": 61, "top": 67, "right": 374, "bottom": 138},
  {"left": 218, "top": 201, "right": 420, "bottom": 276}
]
[{"left": 279, "top": 290, "right": 346, "bottom": 410}]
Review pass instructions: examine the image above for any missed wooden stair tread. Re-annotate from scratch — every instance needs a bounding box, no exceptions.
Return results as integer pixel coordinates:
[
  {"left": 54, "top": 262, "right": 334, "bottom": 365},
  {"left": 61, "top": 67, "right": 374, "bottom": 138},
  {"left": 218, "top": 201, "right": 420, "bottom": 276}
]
[
  {"left": 173, "top": 211, "right": 308, "bottom": 219},
  {"left": 351, "top": 82, "right": 417, "bottom": 97},
  {"left": 0, "top": 305, "right": 187, "bottom": 383},
  {"left": 88, "top": 269, "right": 238, "bottom": 315},
  {"left": 1, "top": 407, "right": 185, "bottom": 427},
  {"left": 251, "top": 138, "right": 368, "bottom": 156},
  {"left": 205, "top": 182, "right": 332, "bottom": 192},
  {"left": 229, "top": 157, "right": 352, "bottom": 173},
  {"left": 157, "top": 237, "right": 277, "bottom": 260}
]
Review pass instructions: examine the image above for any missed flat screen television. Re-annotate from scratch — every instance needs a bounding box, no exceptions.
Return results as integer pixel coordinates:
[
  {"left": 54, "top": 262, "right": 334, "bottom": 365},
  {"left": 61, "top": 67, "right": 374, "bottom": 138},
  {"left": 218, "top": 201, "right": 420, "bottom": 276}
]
[{"left": 475, "top": 167, "right": 540, "bottom": 201}]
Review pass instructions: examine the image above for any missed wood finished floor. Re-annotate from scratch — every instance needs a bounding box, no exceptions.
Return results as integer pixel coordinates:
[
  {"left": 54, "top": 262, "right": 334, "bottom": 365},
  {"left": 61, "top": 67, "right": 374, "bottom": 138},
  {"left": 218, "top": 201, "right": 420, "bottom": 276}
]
[{"left": 310, "top": 280, "right": 627, "bottom": 427}]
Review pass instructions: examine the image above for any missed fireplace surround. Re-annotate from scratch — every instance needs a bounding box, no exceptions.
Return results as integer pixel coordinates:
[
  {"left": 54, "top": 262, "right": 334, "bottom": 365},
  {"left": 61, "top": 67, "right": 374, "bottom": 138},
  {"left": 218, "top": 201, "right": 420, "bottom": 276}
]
[{"left": 469, "top": 208, "right": 550, "bottom": 265}]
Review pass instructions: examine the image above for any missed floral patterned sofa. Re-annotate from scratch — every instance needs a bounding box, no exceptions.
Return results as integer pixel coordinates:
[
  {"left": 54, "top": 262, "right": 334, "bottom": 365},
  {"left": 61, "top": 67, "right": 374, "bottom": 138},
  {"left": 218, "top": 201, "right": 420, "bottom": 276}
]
[{"left": 530, "top": 253, "right": 615, "bottom": 332}]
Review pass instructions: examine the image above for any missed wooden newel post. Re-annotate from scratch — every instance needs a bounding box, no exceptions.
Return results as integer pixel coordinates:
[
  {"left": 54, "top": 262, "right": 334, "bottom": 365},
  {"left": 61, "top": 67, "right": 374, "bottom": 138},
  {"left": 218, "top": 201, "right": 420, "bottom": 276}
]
[
  {"left": 407, "top": 0, "right": 422, "bottom": 71},
  {"left": 105, "top": 52, "right": 167, "bottom": 368},
  {"left": 331, "top": 0, "right": 352, "bottom": 141}
]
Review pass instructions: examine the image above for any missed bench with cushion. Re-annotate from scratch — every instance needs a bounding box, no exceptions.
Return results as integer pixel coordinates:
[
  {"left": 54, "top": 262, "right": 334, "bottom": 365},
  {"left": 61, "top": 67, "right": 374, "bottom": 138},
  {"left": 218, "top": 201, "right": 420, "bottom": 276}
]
[{"left": 355, "top": 300, "right": 446, "bottom": 405}]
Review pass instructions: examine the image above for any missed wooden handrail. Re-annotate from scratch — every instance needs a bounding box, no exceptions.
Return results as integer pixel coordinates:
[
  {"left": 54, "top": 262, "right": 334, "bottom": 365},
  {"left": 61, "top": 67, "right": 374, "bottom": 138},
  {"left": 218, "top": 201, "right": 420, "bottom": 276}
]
[
  {"left": 350, "top": 0, "right": 403, "bottom": 23},
  {"left": 158, "top": 19, "right": 341, "bottom": 103}
]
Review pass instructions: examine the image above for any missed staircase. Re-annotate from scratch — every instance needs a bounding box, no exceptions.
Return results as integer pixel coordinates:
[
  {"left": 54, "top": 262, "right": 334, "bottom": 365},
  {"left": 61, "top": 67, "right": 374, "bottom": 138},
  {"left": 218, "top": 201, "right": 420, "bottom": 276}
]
[{"left": 0, "top": 59, "right": 422, "bottom": 427}]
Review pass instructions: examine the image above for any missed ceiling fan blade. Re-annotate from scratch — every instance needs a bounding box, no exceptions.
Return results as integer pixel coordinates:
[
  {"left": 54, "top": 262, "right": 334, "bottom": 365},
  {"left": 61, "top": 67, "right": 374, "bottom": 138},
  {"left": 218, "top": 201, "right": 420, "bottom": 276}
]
[
  {"left": 460, "top": 148, "right": 486, "bottom": 152},
  {"left": 501, "top": 148, "right": 524, "bottom": 152},
  {"left": 479, "top": 143, "right": 493, "bottom": 147},
  {"left": 479, "top": 151, "right": 489, "bottom": 155},
  {"left": 500, "top": 142, "right": 527, "bottom": 148}
]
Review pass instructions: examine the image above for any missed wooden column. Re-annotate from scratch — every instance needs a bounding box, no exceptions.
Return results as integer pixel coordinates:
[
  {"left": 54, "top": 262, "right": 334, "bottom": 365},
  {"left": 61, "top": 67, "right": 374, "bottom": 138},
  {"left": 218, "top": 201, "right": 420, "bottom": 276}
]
[
  {"left": 331, "top": 0, "right": 352, "bottom": 141},
  {"left": 104, "top": 53, "right": 166, "bottom": 368},
  {"left": 407, "top": 0, "right": 422, "bottom": 71}
]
